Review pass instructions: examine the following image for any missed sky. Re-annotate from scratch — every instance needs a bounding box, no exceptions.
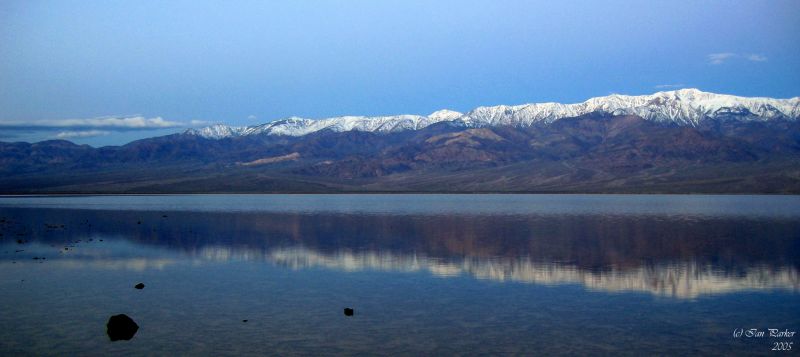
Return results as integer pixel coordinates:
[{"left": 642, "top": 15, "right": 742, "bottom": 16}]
[{"left": 1, "top": 0, "right": 799, "bottom": 146}]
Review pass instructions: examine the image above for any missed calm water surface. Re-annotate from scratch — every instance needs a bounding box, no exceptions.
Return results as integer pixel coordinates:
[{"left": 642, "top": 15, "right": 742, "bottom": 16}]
[{"left": 0, "top": 195, "right": 798, "bottom": 356}]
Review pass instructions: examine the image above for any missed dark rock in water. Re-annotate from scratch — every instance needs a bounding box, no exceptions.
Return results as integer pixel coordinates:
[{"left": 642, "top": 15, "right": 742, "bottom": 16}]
[
  {"left": 106, "top": 314, "right": 139, "bottom": 341},
  {"left": 162, "top": 215, "right": 167, "bottom": 218},
  {"left": 344, "top": 308, "right": 354, "bottom": 316},
  {"left": 134, "top": 283, "right": 145, "bottom": 290},
  {"left": 242, "top": 319, "right": 248, "bottom": 323},
  {"left": 137, "top": 221, "right": 141, "bottom": 224}
]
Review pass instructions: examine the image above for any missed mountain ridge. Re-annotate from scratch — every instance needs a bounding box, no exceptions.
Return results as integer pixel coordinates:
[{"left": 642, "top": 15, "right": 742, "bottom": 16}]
[{"left": 186, "top": 89, "right": 800, "bottom": 139}]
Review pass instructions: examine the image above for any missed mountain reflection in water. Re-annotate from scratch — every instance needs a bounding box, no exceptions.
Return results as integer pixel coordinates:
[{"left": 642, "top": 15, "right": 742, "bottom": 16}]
[
  {"left": 2, "top": 198, "right": 797, "bottom": 299},
  {"left": 268, "top": 248, "right": 799, "bottom": 299}
]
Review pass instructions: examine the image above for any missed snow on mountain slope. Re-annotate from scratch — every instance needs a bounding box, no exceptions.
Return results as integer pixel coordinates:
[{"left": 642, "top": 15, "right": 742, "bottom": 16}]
[
  {"left": 187, "top": 124, "right": 246, "bottom": 139},
  {"left": 186, "top": 111, "right": 464, "bottom": 138},
  {"left": 186, "top": 89, "right": 800, "bottom": 139},
  {"left": 463, "top": 89, "right": 800, "bottom": 127}
]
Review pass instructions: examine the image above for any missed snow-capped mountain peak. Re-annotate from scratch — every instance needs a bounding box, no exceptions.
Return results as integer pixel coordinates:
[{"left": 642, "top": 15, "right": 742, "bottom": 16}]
[
  {"left": 185, "top": 124, "right": 245, "bottom": 139},
  {"left": 428, "top": 109, "right": 463, "bottom": 121},
  {"left": 185, "top": 90, "right": 799, "bottom": 139}
]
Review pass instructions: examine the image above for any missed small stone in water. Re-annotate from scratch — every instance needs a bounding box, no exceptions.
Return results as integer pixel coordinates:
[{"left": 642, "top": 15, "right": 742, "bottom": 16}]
[
  {"left": 344, "top": 308, "right": 354, "bottom": 316},
  {"left": 106, "top": 314, "right": 139, "bottom": 341}
]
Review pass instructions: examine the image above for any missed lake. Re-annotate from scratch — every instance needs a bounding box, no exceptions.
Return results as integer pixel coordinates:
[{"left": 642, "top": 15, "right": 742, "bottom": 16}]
[{"left": 0, "top": 194, "right": 798, "bottom": 355}]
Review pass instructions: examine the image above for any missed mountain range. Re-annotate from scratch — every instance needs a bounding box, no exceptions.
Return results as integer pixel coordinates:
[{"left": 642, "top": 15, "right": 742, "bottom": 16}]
[
  {"left": 2, "top": 89, "right": 799, "bottom": 193},
  {"left": 187, "top": 88, "right": 799, "bottom": 138}
]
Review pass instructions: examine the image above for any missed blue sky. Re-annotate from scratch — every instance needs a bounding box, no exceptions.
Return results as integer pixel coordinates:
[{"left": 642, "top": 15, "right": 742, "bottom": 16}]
[{"left": 1, "top": 0, "right": 798, "bottom": 146}]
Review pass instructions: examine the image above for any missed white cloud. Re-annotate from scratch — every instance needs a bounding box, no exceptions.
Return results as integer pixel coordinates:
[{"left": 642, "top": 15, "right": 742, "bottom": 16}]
[
  {"left": 0, "top": 115, "right": 184, "bottom": 130},
  {"left": 654, "top": 84, "right": 685, "bottom": 89},
  {"left": 707, "top": 53, "right": 736, "bottom": 65},
  {"left": 0, "top": 115, "right": 217, "bottom": 144},
  {"left": 54, "top": 130, "right": 111, "bottom": 139},
  {"left": 707, "top": 52, "right": 767, "bottom": 65},
  {"left": 745, "top": 53, "right": 767, "bottom": 62},
  {"left": 247, "top": 115, "right": 258, "bottom": 121}
]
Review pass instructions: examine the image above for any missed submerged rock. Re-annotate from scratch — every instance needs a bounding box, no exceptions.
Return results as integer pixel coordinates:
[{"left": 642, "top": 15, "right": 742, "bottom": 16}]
[
  {"left": 106, "top": 314, "right": 139, "bottom": 341},
  {"left": 344, "top": 308, "right": 354, "bottom": 316},
  {"left": 134, "top": 283, "right": 145, "bottom": 290}
]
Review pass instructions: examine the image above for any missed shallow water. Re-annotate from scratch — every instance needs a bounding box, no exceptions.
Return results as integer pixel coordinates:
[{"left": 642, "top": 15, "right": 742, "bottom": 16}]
[{"left": 0, "top": 195, "right": 798, "bottom": 355}]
